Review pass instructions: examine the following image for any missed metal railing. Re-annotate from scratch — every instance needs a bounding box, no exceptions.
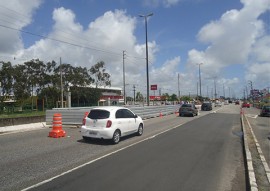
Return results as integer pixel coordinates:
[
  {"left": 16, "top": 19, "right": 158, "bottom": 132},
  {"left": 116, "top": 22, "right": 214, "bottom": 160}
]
[{"left": 46, "top": 105, "right": 180, "bottom": 126}]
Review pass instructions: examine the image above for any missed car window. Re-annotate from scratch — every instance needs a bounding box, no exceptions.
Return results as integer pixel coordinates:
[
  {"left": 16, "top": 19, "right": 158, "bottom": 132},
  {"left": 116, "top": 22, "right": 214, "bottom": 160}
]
[
  {"left": 88, "top": 109, "right": 110, "bottom": 119},
  {"left": 122, "top": 109, "right": 135, "bottom": 118},
  {"left": 115, "top": 109, "right": 125, "bottom": 118},
  {"left": 182, "top": 104, "right": 191, "bottom": 108},
  {"left": 263, "top": 106, "right": 270, "bottom": 111}
]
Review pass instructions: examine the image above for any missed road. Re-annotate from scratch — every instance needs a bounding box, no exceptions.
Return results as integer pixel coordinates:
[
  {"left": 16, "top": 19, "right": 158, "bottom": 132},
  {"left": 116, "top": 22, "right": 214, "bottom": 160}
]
[{"left": 1, "top": 104, "right": 247, "bottom": 191}]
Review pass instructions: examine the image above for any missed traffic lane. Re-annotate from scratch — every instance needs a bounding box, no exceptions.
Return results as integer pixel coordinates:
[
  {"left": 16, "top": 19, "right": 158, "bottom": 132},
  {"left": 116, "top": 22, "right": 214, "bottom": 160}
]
[
  {"left": 0, "top": 110, "right": 214, "bottom": 191},
  {"left": 242, "top": 107, "right": 270, "bottom": 167},
  {"left": 30, "top": 113, "right": 246, "bottom": 191}
]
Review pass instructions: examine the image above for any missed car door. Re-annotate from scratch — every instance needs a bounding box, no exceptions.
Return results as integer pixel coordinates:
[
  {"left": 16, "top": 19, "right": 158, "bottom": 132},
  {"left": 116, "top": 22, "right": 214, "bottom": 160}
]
[
  {"left": 115, "top": 109, "right": 130, "bottom": 136},
  {"left": 122, "top": 109, "right": 138, "bottom": 134}
]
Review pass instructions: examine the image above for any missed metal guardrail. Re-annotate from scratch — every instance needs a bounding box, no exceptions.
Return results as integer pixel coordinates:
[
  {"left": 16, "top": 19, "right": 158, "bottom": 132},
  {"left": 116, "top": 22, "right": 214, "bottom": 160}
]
[{"left": 46, "top": 105, "right": 180, "bottom": 126}]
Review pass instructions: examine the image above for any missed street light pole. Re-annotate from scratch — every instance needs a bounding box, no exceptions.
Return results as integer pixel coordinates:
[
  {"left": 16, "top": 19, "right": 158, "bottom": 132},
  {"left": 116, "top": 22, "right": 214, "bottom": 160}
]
[
  {"left": 60, "top": 57, "right": 63, "bottom": 108},
  {"left": 123, "top": 51, "right": 126, "bottom": 105},
  {"left": 178, "top": 73, "right": 180, "bottom": 100},
  {"left": 197, "top": 63, "right": 203, "bottom": 97},
  {"left": 139, "top": 13, "right": 153, "bottom": 106}
]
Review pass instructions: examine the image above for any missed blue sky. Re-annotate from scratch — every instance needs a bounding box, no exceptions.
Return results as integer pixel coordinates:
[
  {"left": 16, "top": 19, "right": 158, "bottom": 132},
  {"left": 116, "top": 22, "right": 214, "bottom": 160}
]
[{"left": 0, "top": 0, "right": 269, "bottom": 99}]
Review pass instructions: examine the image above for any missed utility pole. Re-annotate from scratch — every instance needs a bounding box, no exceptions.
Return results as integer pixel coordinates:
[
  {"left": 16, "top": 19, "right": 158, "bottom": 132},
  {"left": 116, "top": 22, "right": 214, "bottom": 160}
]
[
  {"left": 139, "top": 13, "right": 153, "bottom": 106},
  {"left": 223, "top": 84, "right": 225, "bottom": 98},
  {"left": 133, "top": 85, "right": 136, "bottom": 105},
  {"left": 123, "top": 51, "right": 126, "bottom": 105},
  {"left": 178, "top": 73, "right": 180, "bottom": 100},
  {"left": 246, "top": 86, "right": 248, "bottom": 100},
  {"left": 248, "top": 80, "right": 253, "bottom": 102},
  {"left": 197, "top": 63, "right": 203, "bottom": 97},
  {"left": 214, "top": 77, "right": 217, "bottom": 100},
  {"left": 197, "top": 82, "right": 199, "bottom": 98},
  {"left": 60, "top": 57, "right": 63, "bottom": 108}
]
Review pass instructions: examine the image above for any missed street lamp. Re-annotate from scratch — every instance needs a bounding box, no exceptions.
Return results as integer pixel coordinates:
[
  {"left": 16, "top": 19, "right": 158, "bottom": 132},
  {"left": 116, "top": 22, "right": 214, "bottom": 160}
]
[
  {"left": 139, "top": 13, "right": 153, "bottom": 106},
  {"left": 197, "top": 63, "right": 203, "bottom": 97}
]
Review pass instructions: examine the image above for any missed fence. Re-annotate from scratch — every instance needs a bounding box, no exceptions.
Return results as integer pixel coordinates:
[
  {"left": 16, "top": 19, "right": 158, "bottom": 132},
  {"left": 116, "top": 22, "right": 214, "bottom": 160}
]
[{"left": 46, "top": 105, "right": 180, "bottom": 126}]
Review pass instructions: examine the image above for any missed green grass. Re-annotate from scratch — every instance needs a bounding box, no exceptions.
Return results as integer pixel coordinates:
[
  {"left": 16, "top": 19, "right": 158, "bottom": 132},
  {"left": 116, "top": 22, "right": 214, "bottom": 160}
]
[{"left": 0, "top": 111, "right": 46, "bottom": 119}]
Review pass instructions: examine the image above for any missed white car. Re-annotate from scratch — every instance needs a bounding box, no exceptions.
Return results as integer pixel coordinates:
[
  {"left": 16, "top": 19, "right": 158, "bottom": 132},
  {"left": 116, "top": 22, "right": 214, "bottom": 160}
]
[
  {"left": 215, "top": 101, "right": 222, "bottom": 107},
  {"left": 81, "top": 106, "right": 144, "bottom": 144}
]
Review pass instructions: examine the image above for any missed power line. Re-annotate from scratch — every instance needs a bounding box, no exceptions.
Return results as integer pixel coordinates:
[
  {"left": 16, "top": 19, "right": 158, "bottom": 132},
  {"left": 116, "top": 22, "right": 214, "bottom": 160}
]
[{"left": 0, "top": 23, "right": 123, "bottom": 56}]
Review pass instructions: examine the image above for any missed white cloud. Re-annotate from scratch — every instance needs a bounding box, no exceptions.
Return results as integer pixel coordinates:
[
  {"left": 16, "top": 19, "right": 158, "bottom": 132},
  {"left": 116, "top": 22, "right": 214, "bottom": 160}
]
[
  {"left": 14, "top": 8, "right": 160, "bottom": 90},
  {"left": 245, "top": 63, "right": 270, "bottom": 88},
  {"left": 142, "top": 0, "right": 182, "bottom": 8},
  {"left": 0, "top": 0, "right": 42, "bottom": 54},
  {"left": 187, "top": 0, "right": 270, "bottom": 96},
  {"left": 1, "top": 0, "right": 269, "bottom": 99},
  {"left": 252, "top": 36, "right": 270, "bottom": 62}
]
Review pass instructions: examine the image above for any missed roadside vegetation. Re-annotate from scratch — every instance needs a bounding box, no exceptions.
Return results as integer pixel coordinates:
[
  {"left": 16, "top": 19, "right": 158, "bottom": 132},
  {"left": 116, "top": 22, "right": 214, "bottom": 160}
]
[{"left": 0, "top": 59, "right": 111, "bottom": 114}]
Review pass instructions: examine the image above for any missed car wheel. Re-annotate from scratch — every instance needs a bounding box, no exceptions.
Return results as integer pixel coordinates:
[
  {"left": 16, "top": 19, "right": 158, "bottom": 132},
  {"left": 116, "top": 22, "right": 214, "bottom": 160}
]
[
  {"left": 112, "top": 130, "right": 121, "bottom": 144},
  {"left": 82, "top": 136, "right": 91, "bottom": 142},
  {"left": 137, "top": 124, "right": 143, "bottom": 136}
]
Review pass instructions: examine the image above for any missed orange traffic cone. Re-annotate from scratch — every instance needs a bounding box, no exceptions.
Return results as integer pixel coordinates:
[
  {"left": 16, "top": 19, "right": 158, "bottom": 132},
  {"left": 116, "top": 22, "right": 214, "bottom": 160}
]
[
  {"left": 49, "top": 113, "right": 66, "bottom": 138},
  {"left": 240, "top": 108, "right": 244, "bottom": 115},
  {"left": 82, "top": 111, "right": 89, "bottom": 125},
  {"left": 159, "top": 111, "right": 163, "bottom": 117}
]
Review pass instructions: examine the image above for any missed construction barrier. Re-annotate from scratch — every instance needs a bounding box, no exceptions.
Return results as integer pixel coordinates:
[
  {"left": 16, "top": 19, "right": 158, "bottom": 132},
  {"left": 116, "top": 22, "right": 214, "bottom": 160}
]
[
  {"left": 49, "top": 113, "right": 66, "bottom": 138},
  {"left": 82, "top": 111, "right": 89, "bottom": 125}
]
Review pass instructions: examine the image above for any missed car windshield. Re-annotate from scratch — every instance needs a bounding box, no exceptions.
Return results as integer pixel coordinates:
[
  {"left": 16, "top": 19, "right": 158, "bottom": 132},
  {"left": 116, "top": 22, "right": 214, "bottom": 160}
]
[
  {"left": 182, "top": 104, "right": 192, "bottom": 108},
  {"left": 88, "top": 109, "right": 110, "bottom": 119},
  {"left": 263, "top": 106, "right": 270, "bottom": 111},
  {"left": 203, "top": 103, "right": 210, "bottom": 105}
]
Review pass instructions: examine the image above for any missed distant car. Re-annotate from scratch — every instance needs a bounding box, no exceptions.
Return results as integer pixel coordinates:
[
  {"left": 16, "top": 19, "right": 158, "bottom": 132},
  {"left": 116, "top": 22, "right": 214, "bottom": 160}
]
[
  {"left": 260, "top": 105, "right": 270, "bottom": 117},
  {"left": 228, "top": 100, "right": 233, "bottom": 104},
  {"left": 201, "top": 102, "right": 212, "bottom": 111},
  {"left": 235, "top": 100, "right": 240, "bottom": 105},
  {"left": 179, "top": 103, "right": 198, "bottom": 117},
  {"left": 81, "top": 106, "right": 144, "bottom": 144},
  {"left": 242, "top": 102, "right": 250, "bottom": 108},
  {"left": 215, "top": 101, "right": 222, "bottom": 107}
]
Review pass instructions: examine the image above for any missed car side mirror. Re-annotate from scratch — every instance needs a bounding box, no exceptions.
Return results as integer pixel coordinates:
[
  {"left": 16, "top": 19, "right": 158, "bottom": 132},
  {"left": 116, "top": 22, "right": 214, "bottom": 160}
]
[{"left": 134, "top": 114, "right": 138, "bottom": 118}]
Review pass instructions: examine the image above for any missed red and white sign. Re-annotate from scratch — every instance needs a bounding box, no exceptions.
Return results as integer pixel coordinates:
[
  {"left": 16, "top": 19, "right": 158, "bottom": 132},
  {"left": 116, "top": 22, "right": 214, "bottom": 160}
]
[{"left": 151, "top": 84, "right": 157, "bottom": 90}]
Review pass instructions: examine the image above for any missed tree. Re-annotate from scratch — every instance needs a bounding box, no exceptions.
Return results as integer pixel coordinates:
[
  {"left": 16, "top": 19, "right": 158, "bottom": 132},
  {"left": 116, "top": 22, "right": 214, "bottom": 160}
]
[
  {"left": 136, "top": 92, "right": 144, "bottom": 101},
  {"left": 0, "top": 61, "right": 13, "bottom": 98},
  {"left": 89, "top": 61, "right": 111, "bottom": 88},
  {"left": 13, "top": 64, "right": 30, "bottom": 104},
  {"left": 181, "top": 96, "right": 192, "bottom": 102},
  {"left": 170, "top": 94, "right": 178, "bottom": 101},
  {"left": 24, "top": 59, "right": 47, "bottom": 110}
]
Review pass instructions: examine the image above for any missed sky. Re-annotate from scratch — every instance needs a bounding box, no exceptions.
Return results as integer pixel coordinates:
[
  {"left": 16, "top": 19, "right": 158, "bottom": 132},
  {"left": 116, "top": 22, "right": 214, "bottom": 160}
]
[{"left": 0, "top": 0, "right": 269, "bottom": 99}]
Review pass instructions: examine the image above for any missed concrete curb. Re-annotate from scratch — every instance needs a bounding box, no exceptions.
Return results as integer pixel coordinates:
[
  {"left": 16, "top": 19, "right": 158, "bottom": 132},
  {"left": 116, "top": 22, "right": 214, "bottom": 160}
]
[
  {"left": 244, "top": 114, "right": 270, "bottom": 184},
  {"left": 241, "top": 112, "right": 258, "bottom": 191},
  {"left": 0, "top": 122, "right": 48, "bottom": 133}
]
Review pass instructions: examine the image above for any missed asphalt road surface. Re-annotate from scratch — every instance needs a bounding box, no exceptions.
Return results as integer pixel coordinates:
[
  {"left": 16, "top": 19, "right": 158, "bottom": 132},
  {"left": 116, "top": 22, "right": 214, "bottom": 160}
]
[
  {"left": 0, "top": 104, "right": 247, "bottom": 191},
  {"left": 31, "top": 105, "right": 245, "bottom": 191}
]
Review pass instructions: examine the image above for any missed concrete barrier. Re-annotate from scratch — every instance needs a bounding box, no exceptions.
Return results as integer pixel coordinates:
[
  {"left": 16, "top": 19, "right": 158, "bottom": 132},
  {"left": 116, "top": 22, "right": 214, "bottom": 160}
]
[{"left": 46, "top": 105, "right": 180, "bottom": 126}]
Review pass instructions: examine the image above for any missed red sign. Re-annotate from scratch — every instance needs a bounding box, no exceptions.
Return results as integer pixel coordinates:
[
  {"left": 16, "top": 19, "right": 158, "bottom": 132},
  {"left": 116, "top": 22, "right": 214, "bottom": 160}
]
[
  {"left": 151, "top": 84, "right": 157, "bottom": 90},
  {"left": 149, "top": 96, "right": 166, "bottom": 101}
]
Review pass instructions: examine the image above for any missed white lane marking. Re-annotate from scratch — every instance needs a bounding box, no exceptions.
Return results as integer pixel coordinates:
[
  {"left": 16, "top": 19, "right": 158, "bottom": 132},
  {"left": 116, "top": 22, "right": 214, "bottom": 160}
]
[
  {"left": 245, "top": 114, "right": 258, "bottom": 119},
  {"left": 21, "top": 124, "right": 182, "bottom": 191}
]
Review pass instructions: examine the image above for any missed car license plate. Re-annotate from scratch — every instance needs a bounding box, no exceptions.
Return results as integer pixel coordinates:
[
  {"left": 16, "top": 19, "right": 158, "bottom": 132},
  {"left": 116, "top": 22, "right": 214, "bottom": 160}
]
[{"left": 89, "top": 130, "right": 97, "bottom": 135}]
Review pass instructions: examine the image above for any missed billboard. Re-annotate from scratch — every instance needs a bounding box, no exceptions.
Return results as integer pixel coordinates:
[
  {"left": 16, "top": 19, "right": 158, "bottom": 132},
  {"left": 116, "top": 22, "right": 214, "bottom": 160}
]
[{"left": 151, "top": 84, "right": 157, "bottom": 90}]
